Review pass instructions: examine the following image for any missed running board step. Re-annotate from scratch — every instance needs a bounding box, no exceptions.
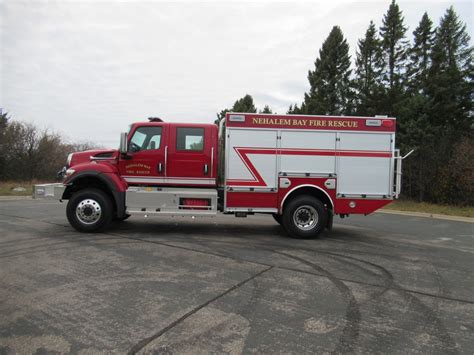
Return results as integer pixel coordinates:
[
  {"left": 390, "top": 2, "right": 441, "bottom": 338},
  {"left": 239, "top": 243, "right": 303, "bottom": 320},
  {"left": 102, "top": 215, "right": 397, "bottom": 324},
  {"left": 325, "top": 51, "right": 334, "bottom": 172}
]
[{"left": 126, "top": 186, "right": 218, "bottom": 216}]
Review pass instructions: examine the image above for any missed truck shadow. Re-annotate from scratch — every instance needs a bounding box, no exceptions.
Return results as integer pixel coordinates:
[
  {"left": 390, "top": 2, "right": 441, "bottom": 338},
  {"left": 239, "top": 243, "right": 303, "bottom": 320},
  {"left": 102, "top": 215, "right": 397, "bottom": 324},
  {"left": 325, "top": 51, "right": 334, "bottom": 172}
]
[
  {"left": 108, "top": 218, "right": 290, "bottom": 239},
  {"left": 105, "top": 216, "right": 368, "bottom": 246}
]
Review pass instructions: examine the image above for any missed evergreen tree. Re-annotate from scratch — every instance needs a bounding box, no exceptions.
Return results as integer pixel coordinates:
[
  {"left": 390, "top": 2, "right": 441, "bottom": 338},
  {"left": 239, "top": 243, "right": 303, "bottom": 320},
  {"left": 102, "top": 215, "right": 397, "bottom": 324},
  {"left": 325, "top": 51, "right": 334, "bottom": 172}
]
[
  {"left": 396, "top": 13, "right": 435, "bottom": 201},
  {"left": 215, "top": 94, "right": 257, "bottom": 124},
  {"left": 287, "top": 102, "right": 306, "bottom": 114},
  {"left": 427, "top": 6, "right": 472, "bottom": 133},
  {"left": 407, "top": 12, "right": 434, "bottom": 93},
  {"left": 304, "top": 26, "right": 353, "bottom": 115},
  {"left": 419, "top": 6, "right": 472, "bottom": 204},
  {"left": 379, "top": 0, "right": 408, "bottom": 113},
  {"left": 232, "top": 94, "right": 258, "bottom": 113},
  {"left": 354, "top": 21, "right": 385, "bottom": 116},
  {"left": 260, "top": 105, "right": 273, "bottom": 114}
]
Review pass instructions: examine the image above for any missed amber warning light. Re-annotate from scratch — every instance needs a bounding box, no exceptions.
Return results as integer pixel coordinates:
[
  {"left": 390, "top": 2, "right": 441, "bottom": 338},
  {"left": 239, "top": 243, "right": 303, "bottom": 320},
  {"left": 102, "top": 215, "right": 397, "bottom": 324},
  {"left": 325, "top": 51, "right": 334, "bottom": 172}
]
[
  {"left": 229, "top": 114, "right": 246, "bottom": 122},
  {"left": 365, "top": 119, "right": 382, "bottom": 127}
]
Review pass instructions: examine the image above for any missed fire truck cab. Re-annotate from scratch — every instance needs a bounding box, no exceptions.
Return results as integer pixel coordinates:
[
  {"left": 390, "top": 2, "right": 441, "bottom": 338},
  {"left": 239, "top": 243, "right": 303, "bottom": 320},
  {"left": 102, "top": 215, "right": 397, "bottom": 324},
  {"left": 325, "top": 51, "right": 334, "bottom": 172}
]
[{"left": 34, "top": 113, "right": 405, "bottom": 239}]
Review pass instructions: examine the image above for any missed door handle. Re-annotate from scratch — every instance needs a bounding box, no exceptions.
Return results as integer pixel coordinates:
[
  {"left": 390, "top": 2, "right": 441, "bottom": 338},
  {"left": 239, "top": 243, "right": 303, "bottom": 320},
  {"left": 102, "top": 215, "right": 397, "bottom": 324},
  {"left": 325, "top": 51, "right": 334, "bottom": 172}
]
[
  {"left": 158, "top": 163, "right": 163, "bottom": 173},
  {"left": 203, "top": 164, "right": 208, "bottom": 175}
]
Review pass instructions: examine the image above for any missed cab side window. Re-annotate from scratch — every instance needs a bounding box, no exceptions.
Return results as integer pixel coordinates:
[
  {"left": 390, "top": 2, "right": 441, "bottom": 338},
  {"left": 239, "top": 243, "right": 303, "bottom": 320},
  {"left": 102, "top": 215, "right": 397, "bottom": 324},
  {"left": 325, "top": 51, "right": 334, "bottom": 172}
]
[
  {"left": 176, "top": 127, "right": 204, "bottom": 151},
  {"left": 129, "top": 126, "right": 162, "bottom": 152}
]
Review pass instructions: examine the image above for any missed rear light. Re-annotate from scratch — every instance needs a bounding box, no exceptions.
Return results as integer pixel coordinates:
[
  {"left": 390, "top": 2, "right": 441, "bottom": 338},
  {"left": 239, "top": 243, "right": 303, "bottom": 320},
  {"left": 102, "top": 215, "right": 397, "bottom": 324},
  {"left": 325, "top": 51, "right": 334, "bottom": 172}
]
[{"left": 382, "top": 120, "right": 394, "bottom": 128}]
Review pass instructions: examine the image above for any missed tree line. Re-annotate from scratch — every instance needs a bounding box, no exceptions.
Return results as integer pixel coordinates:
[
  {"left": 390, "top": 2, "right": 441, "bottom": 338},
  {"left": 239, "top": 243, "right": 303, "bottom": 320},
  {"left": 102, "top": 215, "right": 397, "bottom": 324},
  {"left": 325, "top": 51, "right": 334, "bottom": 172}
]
[
  {"left": 217, "top": 1, "right": 473, "bottom": 206},
  {"left": 0, "top": 112, "right": 97, "bottom": 181}
]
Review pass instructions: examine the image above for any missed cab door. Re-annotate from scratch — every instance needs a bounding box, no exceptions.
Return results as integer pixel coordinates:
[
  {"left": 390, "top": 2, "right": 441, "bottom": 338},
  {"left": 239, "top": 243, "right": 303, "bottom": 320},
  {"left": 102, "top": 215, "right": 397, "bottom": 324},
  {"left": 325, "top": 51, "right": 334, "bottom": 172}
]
[
  {"left": 166, "top": 125, "right": 215, "bottom": 186},
  {"left": 118, "top": 124, "right": 167, "bottom": 185}
]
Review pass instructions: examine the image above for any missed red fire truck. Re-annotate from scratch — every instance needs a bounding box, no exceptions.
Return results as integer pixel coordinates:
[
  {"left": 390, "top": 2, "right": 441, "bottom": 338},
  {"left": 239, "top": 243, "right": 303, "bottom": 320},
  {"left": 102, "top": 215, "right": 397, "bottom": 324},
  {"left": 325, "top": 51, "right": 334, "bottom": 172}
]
[{"left": 34, "top": 113, "right": 408, "bottom": 239}]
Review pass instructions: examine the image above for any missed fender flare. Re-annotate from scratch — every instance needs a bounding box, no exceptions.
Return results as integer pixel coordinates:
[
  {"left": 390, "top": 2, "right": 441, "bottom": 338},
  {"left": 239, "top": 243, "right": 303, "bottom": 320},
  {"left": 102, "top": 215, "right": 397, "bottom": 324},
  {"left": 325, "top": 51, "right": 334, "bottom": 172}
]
[
  {"left": 62, "top": 170, "right": 126, "bottom": 218},
  {"left": 280, "top": 184, "right": 334, "bottom": 230},
  {"left": 280, "top": 184, "right": 334, "bottom": 213}
]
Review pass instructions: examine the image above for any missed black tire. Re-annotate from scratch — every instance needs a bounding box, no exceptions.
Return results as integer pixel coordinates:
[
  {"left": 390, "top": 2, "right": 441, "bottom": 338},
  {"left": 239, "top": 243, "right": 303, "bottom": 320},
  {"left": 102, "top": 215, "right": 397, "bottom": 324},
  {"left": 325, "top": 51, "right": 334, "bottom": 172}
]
[
  {"left": 114, "top": 214, "right": 131, "bottom": 222},
  {"left": 66, "top": 188, "right": 113, "bottom": 232},
  {"left": 272, "top": 213, "right": 283, "bottom": 225},
  {"left": 282, "top": 196, "right": 327, "bottom": 239}
]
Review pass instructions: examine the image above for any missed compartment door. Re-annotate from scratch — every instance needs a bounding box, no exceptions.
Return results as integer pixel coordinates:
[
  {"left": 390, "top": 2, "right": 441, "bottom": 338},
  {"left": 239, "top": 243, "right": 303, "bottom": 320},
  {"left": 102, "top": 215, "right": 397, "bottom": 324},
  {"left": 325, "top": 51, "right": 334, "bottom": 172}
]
[
  {"left": 337, "top": 133, "right": 393, "bottom": 196},
  {"left": 226, "top": 129, "right": 278, "bottom": 188},
  {"left": 280, "top": 130, "right": 336, "bottom": 175}
]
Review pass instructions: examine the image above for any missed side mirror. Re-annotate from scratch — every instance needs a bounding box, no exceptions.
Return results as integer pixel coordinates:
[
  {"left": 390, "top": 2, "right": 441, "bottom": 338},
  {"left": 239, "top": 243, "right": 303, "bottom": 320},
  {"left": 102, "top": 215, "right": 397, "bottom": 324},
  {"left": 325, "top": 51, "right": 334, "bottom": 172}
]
[{"left": 119, "top": 132, "right": 128, "bottom": 154}]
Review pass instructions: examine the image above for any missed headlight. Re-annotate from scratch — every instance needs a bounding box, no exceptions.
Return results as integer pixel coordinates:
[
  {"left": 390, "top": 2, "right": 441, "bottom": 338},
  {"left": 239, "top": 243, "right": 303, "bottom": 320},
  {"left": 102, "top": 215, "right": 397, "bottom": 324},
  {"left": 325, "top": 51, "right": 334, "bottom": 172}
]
[
  {"left": 67, "top": 153, "right": 74, "bottom": 167},
  {"left": 65, "top": 168, "right": 76, "bottom": 177}
]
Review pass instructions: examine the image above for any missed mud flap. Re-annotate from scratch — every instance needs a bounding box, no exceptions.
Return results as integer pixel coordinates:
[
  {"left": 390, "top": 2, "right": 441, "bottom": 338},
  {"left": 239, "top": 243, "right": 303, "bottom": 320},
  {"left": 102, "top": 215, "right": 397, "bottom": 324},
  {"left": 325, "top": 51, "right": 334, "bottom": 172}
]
[{"left": 326, "top": 210, "right": 333, "bottom": 230}]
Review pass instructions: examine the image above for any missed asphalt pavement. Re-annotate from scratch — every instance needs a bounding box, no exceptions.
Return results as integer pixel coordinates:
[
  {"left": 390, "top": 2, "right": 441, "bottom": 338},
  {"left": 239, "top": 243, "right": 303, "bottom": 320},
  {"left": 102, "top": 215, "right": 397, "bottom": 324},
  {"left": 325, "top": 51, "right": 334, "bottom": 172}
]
[{"left": 0, "top": 199, "right": 473, "bottom": 354}]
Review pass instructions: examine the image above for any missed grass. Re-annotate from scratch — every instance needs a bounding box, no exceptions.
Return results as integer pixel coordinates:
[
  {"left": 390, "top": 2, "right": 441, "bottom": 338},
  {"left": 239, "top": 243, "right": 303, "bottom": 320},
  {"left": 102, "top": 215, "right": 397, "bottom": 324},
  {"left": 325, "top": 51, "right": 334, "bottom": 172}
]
[
  {"left": 383, "top": 199, "right": 474, "bottom": 218},
  {"left": 0, "top": 181, "right": 35, "bottom": 196}
]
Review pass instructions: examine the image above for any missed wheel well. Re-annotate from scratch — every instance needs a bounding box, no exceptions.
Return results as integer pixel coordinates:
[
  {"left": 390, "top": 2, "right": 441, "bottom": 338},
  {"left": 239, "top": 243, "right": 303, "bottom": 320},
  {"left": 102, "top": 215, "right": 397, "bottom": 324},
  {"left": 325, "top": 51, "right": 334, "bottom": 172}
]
[
  {"left": 282, "top": 186, "right": 334, "bottom": 213},
  {"left": 63, "top": 176, "right": 116, "bottom": 211}
]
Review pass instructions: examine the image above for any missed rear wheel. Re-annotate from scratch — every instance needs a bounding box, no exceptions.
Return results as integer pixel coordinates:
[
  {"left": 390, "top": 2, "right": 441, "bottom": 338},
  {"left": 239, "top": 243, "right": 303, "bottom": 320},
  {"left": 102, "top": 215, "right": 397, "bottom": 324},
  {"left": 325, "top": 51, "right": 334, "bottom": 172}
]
[
  {"left": 282, "top": 196, "right": 327, "bottom": 239},
  {"left": 67, "top": 188, "right": 113, "bottom": 232}
]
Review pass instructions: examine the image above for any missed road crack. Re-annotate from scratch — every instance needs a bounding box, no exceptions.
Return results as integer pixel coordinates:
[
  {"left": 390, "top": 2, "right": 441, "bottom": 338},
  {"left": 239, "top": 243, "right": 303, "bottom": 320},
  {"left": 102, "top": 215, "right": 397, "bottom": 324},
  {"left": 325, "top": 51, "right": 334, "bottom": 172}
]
[{"left": 126, "top": 266, "right": 273, "bottom": 355}]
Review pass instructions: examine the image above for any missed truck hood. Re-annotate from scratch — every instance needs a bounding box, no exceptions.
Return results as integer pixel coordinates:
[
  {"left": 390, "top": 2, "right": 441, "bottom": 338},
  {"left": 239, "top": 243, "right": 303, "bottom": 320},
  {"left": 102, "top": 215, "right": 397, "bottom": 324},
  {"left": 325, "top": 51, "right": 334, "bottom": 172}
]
[{"left": 68, "top": 149, "right": 118, "bottom": 167}]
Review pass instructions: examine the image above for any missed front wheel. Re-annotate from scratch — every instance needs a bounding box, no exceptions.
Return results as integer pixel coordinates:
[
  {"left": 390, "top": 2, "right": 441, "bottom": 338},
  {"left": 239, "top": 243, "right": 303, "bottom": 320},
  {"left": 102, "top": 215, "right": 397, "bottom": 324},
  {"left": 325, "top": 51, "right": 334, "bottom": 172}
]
[
  {"left": 282, "top": 196, "right": 327, "bottom": 239},
  {"left": 66, "top": 188, "right": 113, "bottom": 232}
]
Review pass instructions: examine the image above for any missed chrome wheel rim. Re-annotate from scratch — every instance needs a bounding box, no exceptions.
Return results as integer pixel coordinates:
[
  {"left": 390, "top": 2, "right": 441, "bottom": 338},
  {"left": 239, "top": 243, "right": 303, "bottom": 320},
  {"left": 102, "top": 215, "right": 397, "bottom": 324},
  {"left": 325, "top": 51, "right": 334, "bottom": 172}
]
[
  {"left": 76, "top": 199, "right": 102, "bottom": 225},
  {"left": 293, "top": 205, "right": 318, "bottom": 230}
]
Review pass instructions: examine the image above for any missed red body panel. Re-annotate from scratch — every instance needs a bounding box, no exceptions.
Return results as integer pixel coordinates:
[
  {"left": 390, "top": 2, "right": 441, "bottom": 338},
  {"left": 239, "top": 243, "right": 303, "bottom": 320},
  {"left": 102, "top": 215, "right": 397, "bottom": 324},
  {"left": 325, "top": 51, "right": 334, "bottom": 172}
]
[
  {"left": 167, "top": 124, "right": 217, "bottom": 180},
  {"left": 65, "top": 161, "right": 128, "bottom": 192},
  {"left": 117, "top": 122, "right": 218, "bottom": 187},
  {"left": 226, "top": 192, "right": 278, "bottom": 209},
  {"left": 277, "top": 177, "right": 336, "bottom": 212},
  {"left": 69, "top": 149, "right": 118, "bottom": 166},
  {"left": 276, "top": 176, "right": 392, "bottom": 215},
  {"left": 118, "top": 123, "right": 168, "bottom": 182},
  {"left": 68, "top": 161, "right": 118, "bottom": 175},
  {"left": 335, "top": 198, "right": 392, "bottom": 215},
  {"left": 103, "top": 172, "right": 128, "bottom": 192}
]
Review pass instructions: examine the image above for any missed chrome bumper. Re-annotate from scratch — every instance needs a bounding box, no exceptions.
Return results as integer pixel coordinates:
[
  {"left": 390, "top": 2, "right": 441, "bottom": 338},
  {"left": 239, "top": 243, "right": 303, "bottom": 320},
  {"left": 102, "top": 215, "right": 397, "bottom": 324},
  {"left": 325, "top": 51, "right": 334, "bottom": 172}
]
[{"left": 33, "top": 183, "right": 65, "bottom": 200}]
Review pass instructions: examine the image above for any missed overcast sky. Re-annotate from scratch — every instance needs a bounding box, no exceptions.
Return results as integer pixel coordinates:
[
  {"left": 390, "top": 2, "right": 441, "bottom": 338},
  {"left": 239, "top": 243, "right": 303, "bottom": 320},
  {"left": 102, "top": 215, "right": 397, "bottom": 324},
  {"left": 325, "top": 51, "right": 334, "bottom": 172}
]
[{"left": 1, "top": 0, "right": 472, "bottom": 147}]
